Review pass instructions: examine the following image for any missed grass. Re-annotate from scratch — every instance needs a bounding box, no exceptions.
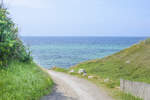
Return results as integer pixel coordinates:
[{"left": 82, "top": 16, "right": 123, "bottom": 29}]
[
  {"left": 52, "top": 39, "right": 150, "bottom": 100},
  {"left": 0, "top": 61, "right": 53, "bottom": 100},
  {"left": 51, "top": 67, "right": 68, "bottom": 73},
  {"left": 120, "top": 93, "right": 142, "bottom": 100},
  {"left": 0, "top": 6, "right": 54, "bottom": 100},
  {"left": 53, "top": 67, "right": 143, "bottom": 100},
  {"left": 71, "top": 38, "right": 150, "bottom": 84}
]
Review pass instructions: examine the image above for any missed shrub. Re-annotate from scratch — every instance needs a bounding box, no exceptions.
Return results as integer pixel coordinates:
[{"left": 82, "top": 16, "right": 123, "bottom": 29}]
[{"left": 0, "top": 6, "right": 32, "bottom": 67}]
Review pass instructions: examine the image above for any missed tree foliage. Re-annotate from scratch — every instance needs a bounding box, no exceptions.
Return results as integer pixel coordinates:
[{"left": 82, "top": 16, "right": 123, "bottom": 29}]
[{"left": 0, "top": 6, "right": 32, "bottom": 67}]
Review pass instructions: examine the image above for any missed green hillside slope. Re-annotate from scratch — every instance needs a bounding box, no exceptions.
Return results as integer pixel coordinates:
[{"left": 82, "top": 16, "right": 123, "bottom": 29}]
[
  {"left": 71, "top": 38, "right": 150, "bottom": 84},
  {"left": 53, "top": 39, "right": 150, "bottom": 100}
]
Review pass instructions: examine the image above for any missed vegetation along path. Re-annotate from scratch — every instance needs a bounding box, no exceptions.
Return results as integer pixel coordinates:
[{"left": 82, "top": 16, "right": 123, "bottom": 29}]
[{"left": 42, "top": 70, "right": 114, "bottom": 100}]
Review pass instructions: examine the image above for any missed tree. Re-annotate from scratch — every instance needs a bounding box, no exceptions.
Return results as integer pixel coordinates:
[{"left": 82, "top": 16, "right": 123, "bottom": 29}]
[{"left": 0, "top": 5, "right": 32, "bottom": 67}]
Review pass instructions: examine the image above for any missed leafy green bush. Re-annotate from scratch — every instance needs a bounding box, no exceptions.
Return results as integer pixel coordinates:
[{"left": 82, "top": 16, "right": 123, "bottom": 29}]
[{"left": 0, "top": 6, "right": 32, "bottom": 67}]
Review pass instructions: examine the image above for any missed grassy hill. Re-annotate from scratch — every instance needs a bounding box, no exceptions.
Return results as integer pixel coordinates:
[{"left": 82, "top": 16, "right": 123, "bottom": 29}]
[
  {"left": 71, "top": 38, "right": 150, "bottom": 85},
  {"left": 53, "top": 38, "right": 149, "bottom": 100},
  {"left": 53, "top": 38, "right": 150, "bottom": 100}
]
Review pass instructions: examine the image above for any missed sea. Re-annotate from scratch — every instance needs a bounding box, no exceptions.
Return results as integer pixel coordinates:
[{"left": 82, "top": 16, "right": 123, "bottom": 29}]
[{"left": 21, "top": 36, "right": 147, "bottom": 68}]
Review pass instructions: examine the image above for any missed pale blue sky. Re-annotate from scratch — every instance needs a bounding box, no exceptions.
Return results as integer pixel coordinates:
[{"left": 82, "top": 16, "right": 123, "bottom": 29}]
[{"left": 4, "top": 0, "right": 150, "bottom": 36}]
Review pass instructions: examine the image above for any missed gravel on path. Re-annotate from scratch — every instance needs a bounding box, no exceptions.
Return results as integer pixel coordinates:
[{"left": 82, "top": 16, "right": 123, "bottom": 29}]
[{"left": 41, "top": 70, "right": 114, "bottom": 100}]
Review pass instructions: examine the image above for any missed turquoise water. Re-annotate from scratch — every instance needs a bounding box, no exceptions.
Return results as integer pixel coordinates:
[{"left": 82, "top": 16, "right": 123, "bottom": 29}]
[{"left": 22, "top": 37, "right": 147, "bottom": 68}]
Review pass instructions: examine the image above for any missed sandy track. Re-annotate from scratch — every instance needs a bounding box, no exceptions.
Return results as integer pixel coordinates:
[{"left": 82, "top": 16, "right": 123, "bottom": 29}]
[{"left": 41, "top": 70, "right": 114, "bottom": 100}]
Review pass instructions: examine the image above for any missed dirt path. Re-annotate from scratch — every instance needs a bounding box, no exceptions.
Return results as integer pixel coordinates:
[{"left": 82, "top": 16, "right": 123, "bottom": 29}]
[{"left": 41, "top": 70, "right": 114, "bottom": 100}]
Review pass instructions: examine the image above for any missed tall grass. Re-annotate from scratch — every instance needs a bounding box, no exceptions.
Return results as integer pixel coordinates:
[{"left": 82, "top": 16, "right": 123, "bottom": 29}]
[
  {"left": 120, "top": 93, "right": 143, "bottom": 100},
  {"left": 0, "top": 61, "right": 53, "bottom": 100}
]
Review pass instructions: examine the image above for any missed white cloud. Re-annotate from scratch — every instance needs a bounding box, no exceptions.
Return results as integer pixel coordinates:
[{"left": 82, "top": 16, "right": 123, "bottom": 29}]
[{"left": 4, "top": 0, "right": 48, "bottom": 8}]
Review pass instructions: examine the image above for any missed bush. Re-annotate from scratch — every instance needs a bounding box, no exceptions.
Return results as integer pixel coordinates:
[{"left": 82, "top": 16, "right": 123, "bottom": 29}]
[{"left": 0, "top": 6, "right": 32, "bottom": 67}]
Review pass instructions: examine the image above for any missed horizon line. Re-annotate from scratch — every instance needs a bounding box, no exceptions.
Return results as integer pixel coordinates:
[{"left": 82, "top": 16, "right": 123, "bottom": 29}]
[{"left": 20, "top": 35, "right": 150, "bottom": 37}]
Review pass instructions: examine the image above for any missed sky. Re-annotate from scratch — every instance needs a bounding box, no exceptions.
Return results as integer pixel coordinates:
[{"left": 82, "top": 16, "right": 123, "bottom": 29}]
[{"left": 3, "top": 0, "right": 150, "bottom": 36}]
